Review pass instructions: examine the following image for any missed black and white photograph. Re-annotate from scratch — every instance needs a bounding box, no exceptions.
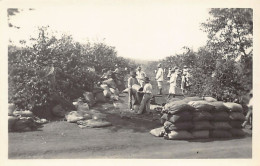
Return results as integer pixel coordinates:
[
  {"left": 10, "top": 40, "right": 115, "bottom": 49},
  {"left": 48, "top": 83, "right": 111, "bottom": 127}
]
[{"left": 0, "top": 0, "right": 259, "bottom": 164}]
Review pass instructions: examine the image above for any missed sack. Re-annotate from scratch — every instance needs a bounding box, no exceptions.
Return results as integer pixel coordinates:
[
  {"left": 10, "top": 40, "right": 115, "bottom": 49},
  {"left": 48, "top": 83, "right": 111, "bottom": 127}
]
[
  {"left": 95, "top": 92, "right": 107, "bottom": 103},
  {"left": 165, "top": 130, "right": 193, "bottom": 140},
  {"left": 164, "top": 121, "right": 193, "bottom": 131},
  {"left": 8, "top": 116, "right": 18, "bottom": 131},
  {"left": 212, "top": 121, "right": 232, "bottom": 130},
  {"left": 168, "top": 111, "right": 193, "bottom": 123},
  {"left": 100, "top": 84, "right": 110, "bottom": 91},
  {"left": 160, "top": 114, "right": 168, "bottom": 124},
  {"left": 210, "top": 130, "right": 232, "bottom": 138},
  {"left": 150, "top": 127, "right": 165, "bottom": 137},
  {"left": 229, "top": 112, "right": 245, "bottom": 121},
  {"left": 110, "top": 88, "right": 119, "bottom": 96},
  {"left": 77, "top": 119, "right": 112, "bottom": 128},
  {"left": 182, "top": 97, "right": 203, "bottom": 103},
  {"left": 122, "top": 88, "right": 129, "bottom": 93},
  {"left": 165, "top": 101, "right": 195, "bottom": 114},
  {"left": 193, "top": 120, "right": 214, "bottom": 130},
  {"left": 65, "top": 111, "right": 84, "bottom": 123},
  {"left": 188, "top": 101, "right": 215, "bottom": 112},
  {"left": 102, "top": 78, "right": 116, "bottom": 88},
  {"left": 103, "top": 89, "right": 112, "bottom": 98},
  {"left": 83, "top": 92, "right": 96, "bottom": 107},
  {"left": 229, "top": 120, "right": 243, "bottom": 128},
  {"left": 52, "top": 105, "right": 66, "bottom": 117},
  {"left": 230, "top": 128, "right": 246, "bottom": 137},
  {"left": 191, "top": 130, "right": 210, "bottom": 139},
  {"left": 223, "top": 102, "right": 243, "bottom": 112},
  {"left": 132, "top": 84, "right": 143, "bottom": 93},
  {"left": 203, "top": 96, "right": 217, "bottom": 102},
  {"left": 12, "top": 117, "right": 34, "bottom": 132},
  {"left": 13, "top": 110, "right": 34, "bottom": 117},
  {"left": 192, "top": 111, "right": 213, "bottom": 121},
  {"left": 150, "top": 105, "right": 163, "bottom": 112},
  {"left": 209, "top": 101, "right": 229, "bottom": 112},
  {"left": 8, "top": 103, "right": 16, "bottom": 116},
  {"left": 211, "top": 111, "right": 229, "bottom": 121}
]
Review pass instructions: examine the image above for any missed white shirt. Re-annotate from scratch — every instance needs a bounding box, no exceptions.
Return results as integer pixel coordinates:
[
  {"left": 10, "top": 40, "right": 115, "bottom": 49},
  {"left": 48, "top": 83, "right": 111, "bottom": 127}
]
[
  {"left": 169, "top": 73, "right": 177, "bottom": 87},
  {"left": 136, "top": 70, "right": 146, "bottom": 80},
  {"left": 143, "top": 83, "right": 153, "bottom": 94},
  {"left": 156, "top": 68, "right": 164, "bottom": 81}
]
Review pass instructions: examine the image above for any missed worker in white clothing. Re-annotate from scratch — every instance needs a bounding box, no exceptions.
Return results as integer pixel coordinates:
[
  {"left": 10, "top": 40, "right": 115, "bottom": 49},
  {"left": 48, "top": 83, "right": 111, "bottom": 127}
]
[
  {"left": 155, "top": 63, "right": 164, "bottom": 95},
  {"left": 136, "top": 66, "right": 146, "bottom": 87},
  {"left": 137, "top": 77, "right": 153, "bottom": 114}
]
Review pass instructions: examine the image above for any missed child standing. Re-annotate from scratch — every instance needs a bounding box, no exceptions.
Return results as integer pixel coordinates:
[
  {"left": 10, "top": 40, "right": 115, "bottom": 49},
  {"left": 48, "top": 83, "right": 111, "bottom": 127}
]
[
  {"left": 168, "top": 67, "right": 178, "bottom": 99},
  {"left": 137, "top": 77, "right": 153, "bottom": 114},
  {"left": 127, "top": 71, "right": 139, "bottom": 110}
]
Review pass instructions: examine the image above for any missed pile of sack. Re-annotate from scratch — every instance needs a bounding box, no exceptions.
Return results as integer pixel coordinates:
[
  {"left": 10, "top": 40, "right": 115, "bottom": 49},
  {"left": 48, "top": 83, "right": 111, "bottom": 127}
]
[
  {"left": 150, "top": 96, "right": 246, "bottom": 140},
  {"left": 65, "top": 99, "right": 112, "bottom": 128},
  {"left": 100, "top": 78, "right": 120, "bottom": 101},
  {"left": 8, "top": 103, "right": 48, "bottom": 132}
]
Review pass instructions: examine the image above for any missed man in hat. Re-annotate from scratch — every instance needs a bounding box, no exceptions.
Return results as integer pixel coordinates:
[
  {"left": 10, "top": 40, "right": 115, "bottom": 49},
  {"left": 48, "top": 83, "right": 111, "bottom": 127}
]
[
  {"left": 136, "top": 66, "right": 146, "bottom": 87},
  {"left": 155, "top": 63, "right": 164, "bottom": 95},
  {"left": 127, "top": 71, "right": 139, "bottom": 110},
  {"left": 137, "top": 77, "right": 153, "bottom": 114}
]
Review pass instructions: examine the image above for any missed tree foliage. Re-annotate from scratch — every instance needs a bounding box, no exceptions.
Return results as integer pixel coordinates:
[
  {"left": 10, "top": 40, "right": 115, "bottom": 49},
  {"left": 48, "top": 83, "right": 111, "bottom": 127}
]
[
  {"left": 158, "top": 8, "right": 252, "bottom": 102},
  {"left": 8, "top": 27, "right": 134, "bottom": 111}
]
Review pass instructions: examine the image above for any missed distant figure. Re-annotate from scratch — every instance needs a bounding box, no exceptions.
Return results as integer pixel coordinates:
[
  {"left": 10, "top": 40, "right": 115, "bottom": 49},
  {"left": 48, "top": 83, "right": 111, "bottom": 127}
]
[
  {"left": 181, "top": 65, "right": 191, "bottom": 94},
  {"left": 137, "top": 77, "right": 153, "bottom": 114},
  {"left": 242, "top": 90, "right": 253, "bottom": 129},
  {"left": 168, "top": 67, "right": 178, "bottom": 98},
  {"left": 155, "top": 63, "right": 164, "bottom": 95},
  {"left": 167, "top": 67, "right": 172, "bottom": 80},
  {"left": 136, "top": 66, "right": 146, "bottom": 87},
  {"left": 127, "top": 71, "right": 139, "bottom": 110}
]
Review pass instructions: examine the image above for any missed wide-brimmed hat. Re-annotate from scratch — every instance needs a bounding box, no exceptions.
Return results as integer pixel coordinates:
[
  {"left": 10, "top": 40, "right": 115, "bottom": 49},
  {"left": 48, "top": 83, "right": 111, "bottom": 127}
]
[
  {"left": 183, "top": 65, "right": 188, "bottom": 68},
  {"left": 144, "top": 77, "right": 150, "bottom": 82},
  {"left": 130, "top": 71, "right": 137, "bottom": 76},
  {"left": 157, "top": 63, "right": 162, "bottom": 68}
]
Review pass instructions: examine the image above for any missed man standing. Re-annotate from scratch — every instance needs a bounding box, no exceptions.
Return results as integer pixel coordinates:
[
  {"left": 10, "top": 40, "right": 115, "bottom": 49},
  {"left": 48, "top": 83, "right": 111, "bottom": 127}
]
[
  {"left": 127, "top": 71, "right": 139, "bottom": 110},
  {"left": 136, "top": 66, "right": 146, "bottom": 87},
  {"left": 156, "top": 63, "right": 164, "bottom": 95}
]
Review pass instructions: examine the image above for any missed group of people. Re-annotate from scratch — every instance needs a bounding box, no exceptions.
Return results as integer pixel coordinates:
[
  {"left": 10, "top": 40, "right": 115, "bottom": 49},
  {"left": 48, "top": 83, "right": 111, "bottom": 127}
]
[
  {"left": 127, "top": 63, "right": 191, "bottom": 115},
  {"left": 127, "top": 67, "right": 152, "bottom": 115}
]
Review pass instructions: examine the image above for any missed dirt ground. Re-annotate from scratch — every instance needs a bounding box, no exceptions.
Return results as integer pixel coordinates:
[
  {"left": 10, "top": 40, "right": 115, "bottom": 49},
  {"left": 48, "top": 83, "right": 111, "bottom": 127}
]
[{"left": 8, "top": 92, "right": 252, "bottom": 159}]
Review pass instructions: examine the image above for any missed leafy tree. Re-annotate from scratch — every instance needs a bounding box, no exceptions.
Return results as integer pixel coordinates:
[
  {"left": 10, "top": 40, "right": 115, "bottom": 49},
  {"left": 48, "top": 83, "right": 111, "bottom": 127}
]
[{"left": 8, "top": 27, "right": 135, "bottom": 113}]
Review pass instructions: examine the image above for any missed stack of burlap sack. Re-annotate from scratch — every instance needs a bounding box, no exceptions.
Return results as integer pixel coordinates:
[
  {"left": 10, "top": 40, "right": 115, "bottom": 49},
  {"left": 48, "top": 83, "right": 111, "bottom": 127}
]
[
  {"left": 150, "top": 96, "right": 246, "bottom": 140},
  {"left": 8, "top": 103, "right": 47, "bottom": 132}
]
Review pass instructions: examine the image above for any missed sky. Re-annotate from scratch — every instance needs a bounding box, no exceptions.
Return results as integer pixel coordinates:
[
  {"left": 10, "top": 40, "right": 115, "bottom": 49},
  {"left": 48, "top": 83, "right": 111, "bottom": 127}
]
[{"left": 8, "top": 4, "right": 210, "bottom": 60}]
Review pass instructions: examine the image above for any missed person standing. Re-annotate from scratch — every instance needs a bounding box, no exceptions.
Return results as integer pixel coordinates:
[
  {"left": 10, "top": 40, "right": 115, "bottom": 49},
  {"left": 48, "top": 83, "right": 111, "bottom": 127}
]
[
  {"left": 127, "top": 71, "right": 139, "bottom": 110},
  {"left": 156, "top": 63, "right": 164, "bottom": 95},
  {"left": 136, "top": 66, "right": 146, "bottom": 87},
  {"left": 242, "top": 90, "right": 253, "bottom": 129},
  {"left": 137, "top": 77, "right": 153, "bottom": 114},
  {"left": 168, "top": 67, "right": 178, "bottom": 99},
  {"left": 167, "top": 67, "right": 172, "bottom": 80},
  {"left": 181, "top": 65, "right": 190, "bottom": 94}
]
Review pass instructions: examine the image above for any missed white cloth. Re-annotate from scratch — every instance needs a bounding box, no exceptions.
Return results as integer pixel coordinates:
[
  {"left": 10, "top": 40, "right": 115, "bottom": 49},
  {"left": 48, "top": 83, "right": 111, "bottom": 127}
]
[
  {"left": 169, "top": 73, "right": 177, "bottom": 94},
  {"left": 136, "top": 70, "right": 146, "bottom": 80},
  {"left": 156, "top": 68, "right": 164, "bottom": 81}
]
